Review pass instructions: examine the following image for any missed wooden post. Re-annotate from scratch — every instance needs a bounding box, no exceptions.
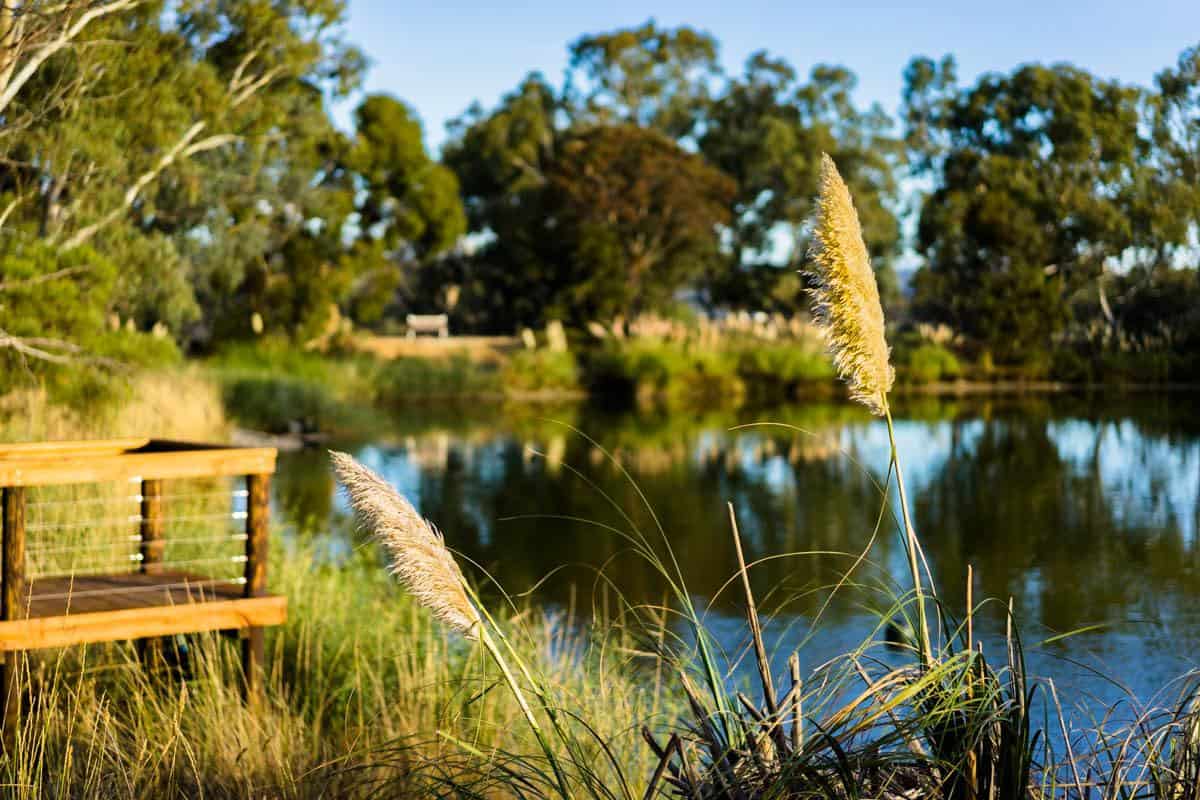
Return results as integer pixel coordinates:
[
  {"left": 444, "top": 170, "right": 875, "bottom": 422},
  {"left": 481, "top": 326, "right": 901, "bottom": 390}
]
[
  {"left": 139, "top": 479, "right": 164, "bottom": 573},
  {"left": 136, "top": 480, "right": 165, "bottom": 668},
  {"left": 2, "top": 487, "right": 26, "bottom": 751},
  {"left": 241, "top": 474, "right": 270, "bottom": 698}
]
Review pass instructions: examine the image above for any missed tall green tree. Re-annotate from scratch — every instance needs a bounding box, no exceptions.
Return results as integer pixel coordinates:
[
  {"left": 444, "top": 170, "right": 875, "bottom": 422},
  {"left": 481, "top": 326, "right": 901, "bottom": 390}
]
[
  {"left": 545, "top": 124, "right": 733, "bottom": 320},
  {"left": 337, "top": 94, "right": 466, "bottom": 325},
  {"left": 700, "top": 53, "right": 901, "bottom": 308},
  {"left": 565, "top": 20, "right": 720, "bottom": 140},
  {"left": 445, "top": 78, "right": 732, "bottom": 329},
  {"left": 902, "top": 57, "right": 1173, "bottom": 364},
  {"left": 0, "top": 0, "right": 369, "bottom": 351}
]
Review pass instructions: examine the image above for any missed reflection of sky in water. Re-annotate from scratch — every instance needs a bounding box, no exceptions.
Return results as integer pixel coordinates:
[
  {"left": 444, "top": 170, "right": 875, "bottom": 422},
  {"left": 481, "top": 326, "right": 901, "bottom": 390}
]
[
  {"left": 301, "top": 399, "right": 1200, "bottom": 723},
  {"left": 1051, "top": 419, "right": 1200, "bottom": 546}
]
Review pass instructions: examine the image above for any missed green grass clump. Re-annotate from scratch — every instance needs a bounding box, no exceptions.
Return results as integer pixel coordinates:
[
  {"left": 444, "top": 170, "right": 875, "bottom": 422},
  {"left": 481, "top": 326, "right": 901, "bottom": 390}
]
[
  {"left": 373, "top": 355, "right": 502, "bottom": 402},
  {"left": 501, "top": 349, "right": 583, "bottom": 395},
  {"left": 206, "top": 339, "right": 379, "bottom": 432},
  {"left": 896, "top": 342, "right": 963, "bottom": 384},
  {"left": 586, "top": 339, "right": 744, "bottom": 404},
  {"left": 733, "top": 340, "right": 836, "bottom": 393}
]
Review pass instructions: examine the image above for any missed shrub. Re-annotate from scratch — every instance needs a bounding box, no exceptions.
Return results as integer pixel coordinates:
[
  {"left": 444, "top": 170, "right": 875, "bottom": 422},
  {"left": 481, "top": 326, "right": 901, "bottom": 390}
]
[
  {"left": 502, "top": 350, "right": 581, "bottom": 394},
  {"left": 733, "top": 341, "right": 835, "bottom": 391},
  {"left": 585, "top": 339, "right": 742, "bottom": 404},
  {"left": 896, "top": 342, "right": 963, "bottom": 383},
  {"left": 374, "top": 355, "right": 501, "bottom": 402},
  {"left": 207, "top": 339, "right": 377, "bottom": 432}
]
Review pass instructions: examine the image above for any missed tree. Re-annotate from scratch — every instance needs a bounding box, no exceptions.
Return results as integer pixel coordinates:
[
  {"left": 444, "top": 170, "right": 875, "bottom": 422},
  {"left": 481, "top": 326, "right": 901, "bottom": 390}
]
[
  {"left": 1148, "top": 43, "right": 1200, "bottom": 257},
  {"left": 0, "top": 0, "right": 369, "bottom": 352},
  {"left": 902, "top": 58, "right": 1170, "bottom": 363},
  {"left": 546, "top": 124, "right": 734, "bottom": 320},
  {"left": 565, "top": 20, "right": 720, "bottom": 140},
  {"left": 349, "top": 95, "right": 465, "bottom": 259},
  {"left": 445, "top": 89, "right": 733, "bottom": 328},
  {"left": 700, "top": 53, "right": 901, "bottom": 308},
  {"left": 339, "top": 95, "right": 465, "bottom": 324},
  {"left": 0, "top": 0, "right": 141, "bottom": 123}
]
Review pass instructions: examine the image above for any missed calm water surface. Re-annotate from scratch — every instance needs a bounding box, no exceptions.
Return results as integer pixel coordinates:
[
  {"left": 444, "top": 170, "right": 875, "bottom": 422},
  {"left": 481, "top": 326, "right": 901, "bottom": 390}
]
[{"left": 273, "top": 393, "right": 1200, "bottom": 719}]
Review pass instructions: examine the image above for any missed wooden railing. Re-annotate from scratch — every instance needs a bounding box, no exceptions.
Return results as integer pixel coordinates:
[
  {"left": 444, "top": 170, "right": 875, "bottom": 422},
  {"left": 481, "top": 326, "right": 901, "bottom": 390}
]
[{"left": 0, "top": 439, "right": 287, "bottom": 749}]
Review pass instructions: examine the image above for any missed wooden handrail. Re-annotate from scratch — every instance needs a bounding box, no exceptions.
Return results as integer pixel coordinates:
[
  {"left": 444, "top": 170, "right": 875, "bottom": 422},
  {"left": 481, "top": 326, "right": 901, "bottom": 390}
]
[{"left": 0, "top": 444, "right": 276, "bottom": 487}]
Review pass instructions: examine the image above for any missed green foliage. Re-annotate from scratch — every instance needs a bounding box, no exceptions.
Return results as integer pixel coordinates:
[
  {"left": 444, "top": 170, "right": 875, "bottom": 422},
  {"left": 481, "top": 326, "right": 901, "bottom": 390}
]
[
  {"left": 2, "top": 0, "right": 369, "bottom": 348},
  {"left": 733, "top": 340, "right": 835, "bottom": 388},
  {"left": 373, "top": 356, "right": 502, "bottom": 402},
  {"left": 502, "top": 350, "right": 582, "bottom": 394},
  {"left": 206, "top": 339, "right": 378, "bottom": 432},
  {"left": 700, "top": 53, "right": 903, "bottom": 309},
  {"left": 349, "top": 94, "right": 467, "bottom": 259},
  {"left": 566, "top": 20, "right": 719, "bottom": 139},
  {"left": 0, "top": 239, "right": 179, "bottom": 401},
  {"left": 903, "top": 55, "right": 1200, "bottom": 367},
  {"left": 896, "top": 341, "right": 963, "bottom": 383},
  {"left": 446, "top": 111, "right": 734, "bottom": 329},
  {"left": 586, "top": 340, "right": 743, "bottom": 404}
]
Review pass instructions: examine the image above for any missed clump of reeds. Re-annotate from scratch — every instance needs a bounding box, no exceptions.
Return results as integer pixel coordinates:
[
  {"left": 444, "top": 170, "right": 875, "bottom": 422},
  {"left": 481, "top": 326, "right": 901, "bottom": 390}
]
[{"left": 331, "top": 451, "right": 584, "bottom": 798}]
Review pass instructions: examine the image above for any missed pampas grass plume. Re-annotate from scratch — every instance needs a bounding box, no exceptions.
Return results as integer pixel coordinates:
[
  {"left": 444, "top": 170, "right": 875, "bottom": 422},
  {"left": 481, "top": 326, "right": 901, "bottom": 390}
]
[
  {"left": 806, "top": 153, "right": 894, "bottom": 416},
  {"left": 330, "top": 450, "right": 481, "bottom": 638}
]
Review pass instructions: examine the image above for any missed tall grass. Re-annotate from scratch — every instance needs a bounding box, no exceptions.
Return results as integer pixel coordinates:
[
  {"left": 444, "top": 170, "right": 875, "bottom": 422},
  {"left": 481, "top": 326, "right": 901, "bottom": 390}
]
[
  {"left": 4, "top": 163, "right": 1200, "bottom": 797},
  {"left": 0, "top": 369, "right": 674, "bottom": 798}
]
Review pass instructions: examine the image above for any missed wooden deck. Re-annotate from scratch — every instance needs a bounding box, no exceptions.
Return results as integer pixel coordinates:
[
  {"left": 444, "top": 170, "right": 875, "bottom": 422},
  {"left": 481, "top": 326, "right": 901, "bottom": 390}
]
[
  {"left": 0, "top": 571, "right": 286, "bottom": 651},
  {"left": 0, "top": 438, "right": 288, "bottom": 749}
]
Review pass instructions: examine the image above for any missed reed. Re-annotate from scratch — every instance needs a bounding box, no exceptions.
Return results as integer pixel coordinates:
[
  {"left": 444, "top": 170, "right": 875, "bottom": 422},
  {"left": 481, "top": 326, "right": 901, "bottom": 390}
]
[
  {"left": 806, "top": 153, "right": 932, "bottom": 667},
  {"left": 332, "top": 451, "right": 580, "bottom": 798}
]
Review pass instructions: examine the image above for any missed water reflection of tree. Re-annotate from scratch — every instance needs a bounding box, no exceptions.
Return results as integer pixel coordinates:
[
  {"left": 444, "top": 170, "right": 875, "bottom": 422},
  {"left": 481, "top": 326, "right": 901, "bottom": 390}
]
[
  {"left": 272, "top": 395, "right": 1200, "bottom": 647},
  {"left": 389, "top": 409, "right": 896, "bottom": 624},
  {"left": 914, "top": 413, "right": 1200, "bottom": 635}
]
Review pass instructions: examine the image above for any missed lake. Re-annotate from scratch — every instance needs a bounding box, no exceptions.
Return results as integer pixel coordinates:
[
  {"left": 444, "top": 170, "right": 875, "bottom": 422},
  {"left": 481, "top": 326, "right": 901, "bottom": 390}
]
[{"left": 272, "top": 392, "right": 1200, "bottom": 723}]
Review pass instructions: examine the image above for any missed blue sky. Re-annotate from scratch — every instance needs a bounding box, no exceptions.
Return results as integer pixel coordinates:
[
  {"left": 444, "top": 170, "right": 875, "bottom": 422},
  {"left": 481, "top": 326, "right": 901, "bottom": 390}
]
[{"left": 334, "top": 0, "right": 1200, "bottom": 152}]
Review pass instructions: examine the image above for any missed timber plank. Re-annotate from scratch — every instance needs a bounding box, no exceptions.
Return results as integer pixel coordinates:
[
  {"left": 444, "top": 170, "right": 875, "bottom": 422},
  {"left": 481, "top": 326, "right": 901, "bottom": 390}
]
[
  {"left": 0, "top": 570, "right": 286, "bottom": 650},
  {"left": 0, "top": 447, "right": 277, "bottom": 486},
  {"left": 0, "top": 596, "right": 286, "bottom": 651}
]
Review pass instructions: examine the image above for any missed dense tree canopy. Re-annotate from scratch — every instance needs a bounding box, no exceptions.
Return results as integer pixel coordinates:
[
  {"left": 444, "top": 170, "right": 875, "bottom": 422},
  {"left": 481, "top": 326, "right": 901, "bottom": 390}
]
[
  {"left": 0, "top": 8, "right": 1196, "bottom": 381},
  {"left": 901, "top": 57, "right": 1197, "bottom": 364}
]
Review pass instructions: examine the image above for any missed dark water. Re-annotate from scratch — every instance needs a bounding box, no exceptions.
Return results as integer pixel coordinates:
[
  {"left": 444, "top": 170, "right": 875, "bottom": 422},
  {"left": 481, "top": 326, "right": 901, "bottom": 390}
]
[{"left": 273, "top": 393, "right": 1200, "bottom": 720}]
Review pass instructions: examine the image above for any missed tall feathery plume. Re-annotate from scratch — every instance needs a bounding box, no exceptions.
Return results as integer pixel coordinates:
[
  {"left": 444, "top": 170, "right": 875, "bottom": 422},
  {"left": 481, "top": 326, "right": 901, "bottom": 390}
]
[
  {"left": 805, "top": 154, "right": 934, "bottom": 668},
  {"left": 330, "top": 451, "right": 481, "bottom": 639},
  {"left": 329, "top": 450, "right": 574, "bottom": 798},
  {"left": 805, "top": 153, "right": 894, "bottom": 416}
]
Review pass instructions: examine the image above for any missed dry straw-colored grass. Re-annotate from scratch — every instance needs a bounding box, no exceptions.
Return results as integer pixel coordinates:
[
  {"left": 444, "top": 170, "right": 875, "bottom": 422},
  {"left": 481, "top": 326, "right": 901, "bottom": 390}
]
[{"left": 806, "top": 153, "right": 894, "bottom": 416}]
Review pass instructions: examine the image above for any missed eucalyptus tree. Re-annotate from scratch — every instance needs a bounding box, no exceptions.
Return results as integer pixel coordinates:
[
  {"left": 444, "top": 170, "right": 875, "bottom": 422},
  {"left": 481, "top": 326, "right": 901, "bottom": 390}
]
[
  {"left": 700, "top": 52, "right": 902, "bottom": 310},
  {"left": 901, "top": 57, "right": 1172, "bottom": 363}
]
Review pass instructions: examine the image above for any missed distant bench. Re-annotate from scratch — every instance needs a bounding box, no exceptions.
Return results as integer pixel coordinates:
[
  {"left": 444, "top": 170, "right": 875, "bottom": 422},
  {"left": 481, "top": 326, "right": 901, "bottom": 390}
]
[{"left": 406, "top": 314, "right": 449, "bottom": 338}]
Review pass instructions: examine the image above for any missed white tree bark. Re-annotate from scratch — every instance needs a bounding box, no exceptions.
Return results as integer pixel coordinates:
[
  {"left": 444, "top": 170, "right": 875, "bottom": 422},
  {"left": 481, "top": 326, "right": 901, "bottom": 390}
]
[{"left": 0, "top": 1, "right": 142, "bottom": 118}]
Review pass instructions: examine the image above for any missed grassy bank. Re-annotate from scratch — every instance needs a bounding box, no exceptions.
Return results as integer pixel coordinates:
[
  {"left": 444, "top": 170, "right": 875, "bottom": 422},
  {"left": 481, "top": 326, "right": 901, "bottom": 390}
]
[
  {"left": 204, "top": 339, "right": 585, "bottom": 434},
  {"left": 4, "top": 368, "right": 1200, "bottom": 797},
  {"left": 0, "top": 373, "right": 672, "bottom": 798}
]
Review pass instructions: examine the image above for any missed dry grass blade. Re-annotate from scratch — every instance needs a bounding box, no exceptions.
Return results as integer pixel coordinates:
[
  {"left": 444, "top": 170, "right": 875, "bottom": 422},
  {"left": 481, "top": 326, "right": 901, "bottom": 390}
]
[{"left": 329, "top": 450, "right": 481, "bottom": 638}]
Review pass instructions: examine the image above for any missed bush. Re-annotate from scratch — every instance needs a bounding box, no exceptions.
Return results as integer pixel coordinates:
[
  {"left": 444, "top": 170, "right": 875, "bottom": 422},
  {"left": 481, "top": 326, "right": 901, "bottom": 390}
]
[
  {"left": 585, "top": 340, "right": 742, "bottom": 404},
  {"left": 207, "top": 339, "right": 377, "bottom": 432},
  {"left": 374, "top": 355, "right": 501, "bottom": 402},
  {"left": 502, "top": 350, "right": 581, "bottom": 394},
  {"left": 895, "top": 340, "right": 963, "bottom": 384},
  {"left": 733, "top": 341, "right": 834, "bottom": 390}
]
